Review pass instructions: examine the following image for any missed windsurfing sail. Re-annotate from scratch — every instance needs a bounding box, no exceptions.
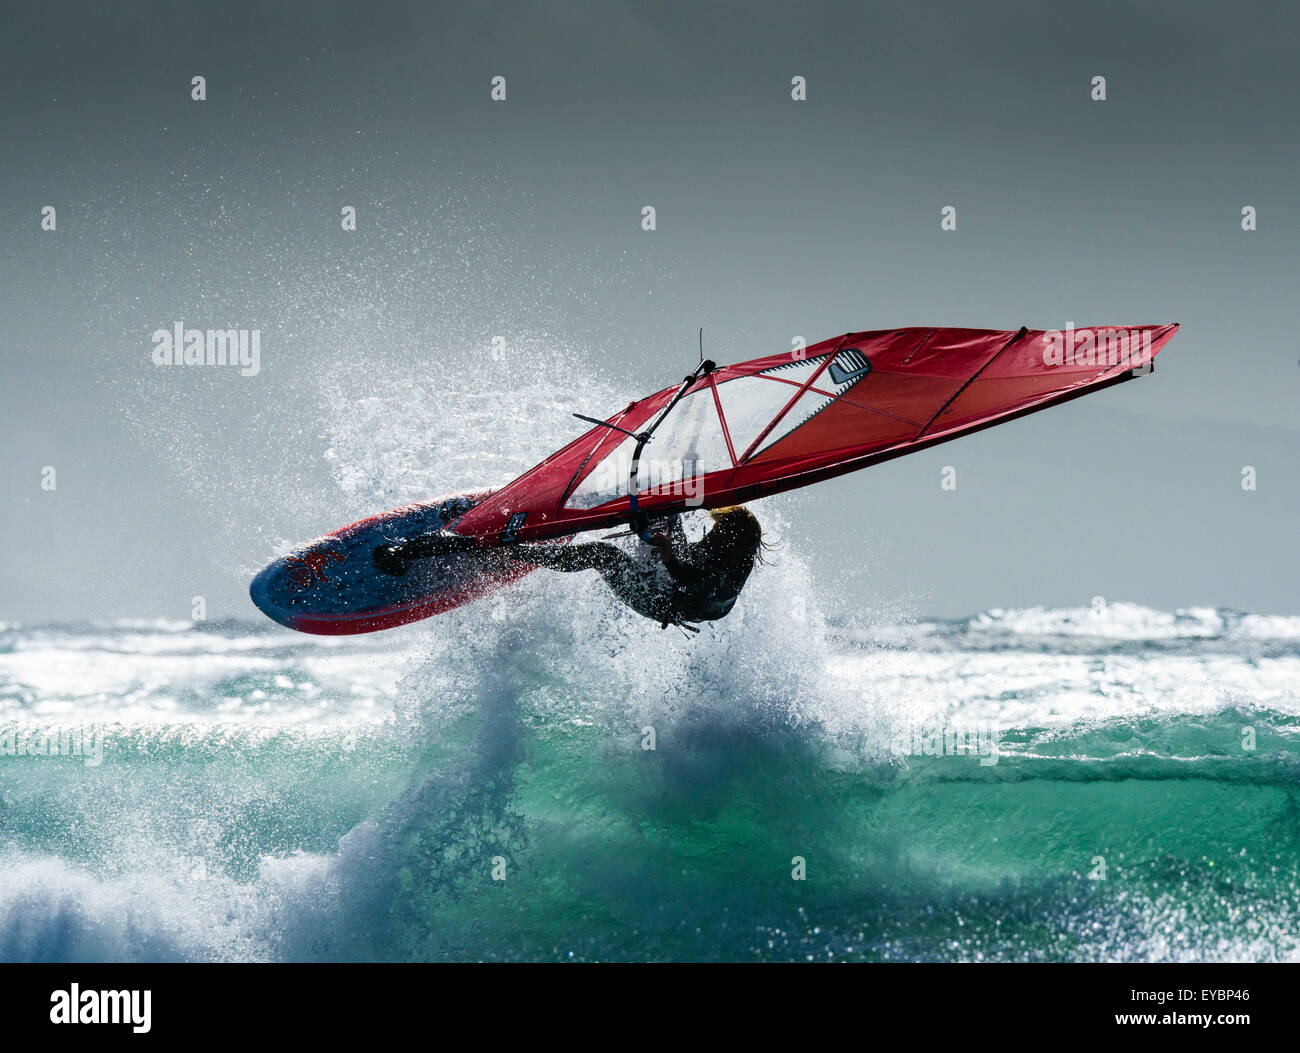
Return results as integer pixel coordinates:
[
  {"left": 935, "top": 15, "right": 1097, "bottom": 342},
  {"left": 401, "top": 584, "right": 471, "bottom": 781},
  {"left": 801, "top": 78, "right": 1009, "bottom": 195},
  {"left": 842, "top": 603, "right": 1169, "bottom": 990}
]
[{"left": 451, "top": 324, "right": 1179, "bottom": 545}]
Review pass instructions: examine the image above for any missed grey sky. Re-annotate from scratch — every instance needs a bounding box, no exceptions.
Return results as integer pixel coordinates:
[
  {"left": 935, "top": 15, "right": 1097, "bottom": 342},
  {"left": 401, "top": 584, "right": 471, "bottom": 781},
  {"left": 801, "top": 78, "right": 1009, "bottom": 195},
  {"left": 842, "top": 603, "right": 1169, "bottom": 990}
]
[{"left": 2, "top": 0, "right": 1296, "bottom": 623}]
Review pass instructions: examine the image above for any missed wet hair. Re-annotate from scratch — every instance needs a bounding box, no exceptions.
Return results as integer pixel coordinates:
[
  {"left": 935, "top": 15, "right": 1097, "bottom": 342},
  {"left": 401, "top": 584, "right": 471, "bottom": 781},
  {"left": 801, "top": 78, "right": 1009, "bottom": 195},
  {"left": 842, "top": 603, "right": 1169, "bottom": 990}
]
[{"left": 700, "top": 506, "right": 764, "bottom": 570}]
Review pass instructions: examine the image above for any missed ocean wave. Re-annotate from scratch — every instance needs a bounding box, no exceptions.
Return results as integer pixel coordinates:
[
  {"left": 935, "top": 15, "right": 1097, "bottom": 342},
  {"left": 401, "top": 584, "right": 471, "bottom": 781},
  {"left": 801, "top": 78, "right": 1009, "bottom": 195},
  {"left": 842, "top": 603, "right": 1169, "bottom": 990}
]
[{"left": 3, "top": 337, "right": 1297, "bottom": 961}]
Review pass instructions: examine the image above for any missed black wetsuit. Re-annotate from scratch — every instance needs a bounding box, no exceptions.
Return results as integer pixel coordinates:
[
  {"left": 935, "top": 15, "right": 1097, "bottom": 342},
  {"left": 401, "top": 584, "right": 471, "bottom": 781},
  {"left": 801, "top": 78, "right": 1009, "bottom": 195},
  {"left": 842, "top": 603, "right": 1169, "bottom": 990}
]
[{"left": 517, "top": 518, "right": 754, "bottom": 627}]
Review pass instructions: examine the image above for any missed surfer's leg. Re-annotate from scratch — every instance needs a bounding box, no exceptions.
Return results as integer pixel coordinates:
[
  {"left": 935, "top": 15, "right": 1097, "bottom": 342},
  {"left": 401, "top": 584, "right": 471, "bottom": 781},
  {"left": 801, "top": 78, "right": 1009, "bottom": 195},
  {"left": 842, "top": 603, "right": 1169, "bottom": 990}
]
[
  {"left": 581, "top": 549, "right": 677, "bottom": 619},
  {"left": 373, "top": 530, "right": 479, "bottom": 576},
  {"left": 516, "top": 542, "right": 629, "bottom": 575},
  {"left": 516, "top": 542, "right": 673, "bottom": 621}
]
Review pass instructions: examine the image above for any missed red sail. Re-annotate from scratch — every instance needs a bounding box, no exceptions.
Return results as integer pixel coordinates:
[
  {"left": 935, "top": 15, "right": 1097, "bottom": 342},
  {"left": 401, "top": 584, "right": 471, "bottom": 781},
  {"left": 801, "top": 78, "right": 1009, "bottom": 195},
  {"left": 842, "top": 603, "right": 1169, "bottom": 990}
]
[{"left": 452, "top": 324, "right": 1179, "bottom": 545}]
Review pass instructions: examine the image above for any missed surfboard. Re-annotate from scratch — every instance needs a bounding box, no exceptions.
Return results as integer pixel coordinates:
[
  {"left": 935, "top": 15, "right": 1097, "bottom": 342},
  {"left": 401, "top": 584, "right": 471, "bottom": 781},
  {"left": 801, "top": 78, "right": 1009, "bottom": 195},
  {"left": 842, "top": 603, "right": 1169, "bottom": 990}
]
[
  {"left": 251, "top": 323, "right": 1178, "bottom": 633},
  {"left": 249, "top": 491, "right": 548, "bottom": 634}
]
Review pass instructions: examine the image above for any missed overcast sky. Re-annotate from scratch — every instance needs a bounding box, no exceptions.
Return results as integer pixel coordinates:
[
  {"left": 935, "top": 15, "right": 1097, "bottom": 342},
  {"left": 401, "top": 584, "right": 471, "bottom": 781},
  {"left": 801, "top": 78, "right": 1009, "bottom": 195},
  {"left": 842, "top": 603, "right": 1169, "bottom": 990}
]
[{"left": 2, "top": 0, "right": 1296, "bottom": 624}]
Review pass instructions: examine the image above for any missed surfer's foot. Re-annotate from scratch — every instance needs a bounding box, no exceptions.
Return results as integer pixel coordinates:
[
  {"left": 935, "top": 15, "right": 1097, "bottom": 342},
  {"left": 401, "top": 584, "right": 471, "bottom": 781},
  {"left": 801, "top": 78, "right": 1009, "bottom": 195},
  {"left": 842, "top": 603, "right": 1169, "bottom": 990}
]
[
  {"left": 372, "top": 543, "right": 409, "bottom": 577},
  {"left": 403, "top": 530, "right": 480, "bottom": 558}
]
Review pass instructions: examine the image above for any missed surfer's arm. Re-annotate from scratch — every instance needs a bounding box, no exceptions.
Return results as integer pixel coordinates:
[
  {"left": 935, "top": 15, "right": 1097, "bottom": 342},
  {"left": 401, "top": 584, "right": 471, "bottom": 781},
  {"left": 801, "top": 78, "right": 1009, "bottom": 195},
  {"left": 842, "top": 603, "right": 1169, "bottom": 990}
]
[{"left": 652, "top": 534, "right": 707, "bottom": 586}]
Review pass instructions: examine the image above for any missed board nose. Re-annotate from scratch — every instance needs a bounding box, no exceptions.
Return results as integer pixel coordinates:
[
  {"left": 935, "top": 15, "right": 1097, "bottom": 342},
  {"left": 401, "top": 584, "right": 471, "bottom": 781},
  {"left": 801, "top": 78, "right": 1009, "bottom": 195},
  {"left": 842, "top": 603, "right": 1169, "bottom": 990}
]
[{"left": 248, "top": 562, "right": 295, "bottom": 628}]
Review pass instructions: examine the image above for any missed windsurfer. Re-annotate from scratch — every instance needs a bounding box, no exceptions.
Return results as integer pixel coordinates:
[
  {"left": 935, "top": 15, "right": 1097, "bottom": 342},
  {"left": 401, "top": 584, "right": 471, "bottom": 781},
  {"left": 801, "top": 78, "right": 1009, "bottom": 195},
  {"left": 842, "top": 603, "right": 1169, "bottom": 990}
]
[
  {"left": 514, "top": 506, "right": 764, "bottom": 629},
  {"left": 373, "top": 506, "right": 765, "bottom": 630}
]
